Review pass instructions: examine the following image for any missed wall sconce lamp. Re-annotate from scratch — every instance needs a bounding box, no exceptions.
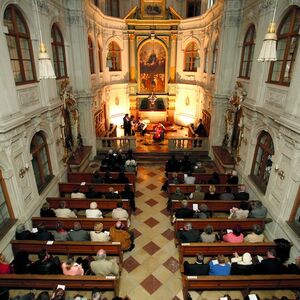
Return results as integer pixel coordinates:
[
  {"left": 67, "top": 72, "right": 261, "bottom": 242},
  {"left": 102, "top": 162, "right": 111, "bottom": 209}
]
[
  {"left": 19, "top": 163, "right": 29, "bottom": 178},
  {"left": 274, "top": 165, "right": 285, "bottom": 180}
]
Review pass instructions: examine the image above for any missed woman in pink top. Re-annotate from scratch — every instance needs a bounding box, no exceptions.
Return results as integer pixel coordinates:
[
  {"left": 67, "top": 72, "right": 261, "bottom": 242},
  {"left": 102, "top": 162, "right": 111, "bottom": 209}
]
[
  {"left": 223, "top": 226, "right": 244, "bottom": 243},
  {"left": 61, "top": 257, "right": 84, "bottom": 275}
]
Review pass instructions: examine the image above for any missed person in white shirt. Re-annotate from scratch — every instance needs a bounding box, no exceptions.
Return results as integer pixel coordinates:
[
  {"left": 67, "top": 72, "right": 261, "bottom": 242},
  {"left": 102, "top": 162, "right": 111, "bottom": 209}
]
[
  {"left": 90, "top": 222, "right": 110, "bottom": 242},
  {"left": 71, "top": 189, "right": 86, "bottom": 199},
  {"left": 184, "top": 171, "right": 196, "bottom": 184},
  {"left": 86, "top": 202, "right": 103, "bottom": 218},
  {"left": 228, "top": 201, "right": 249, "bottom": 219},
  {"left": 54, "top": 200, "right": 77, "bottom": 218},
  {"left": 112, "top": 201, "right": 130, "bottom": 226}
]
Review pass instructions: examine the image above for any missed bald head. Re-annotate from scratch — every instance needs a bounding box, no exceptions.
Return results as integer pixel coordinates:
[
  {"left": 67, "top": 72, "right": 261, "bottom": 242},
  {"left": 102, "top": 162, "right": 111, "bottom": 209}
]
[{"left": 96, "top": 249, "right": 106, "bottom": 259}]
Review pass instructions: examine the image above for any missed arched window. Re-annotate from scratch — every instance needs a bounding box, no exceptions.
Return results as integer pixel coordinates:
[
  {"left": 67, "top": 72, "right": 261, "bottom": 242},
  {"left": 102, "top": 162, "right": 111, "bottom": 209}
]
[
  {"left": 211, "top": 39, "right": 219, "bottom": 74},
  {"left": 184, "top": 41, "right": 199, "bottom": 72},
  {"left": 51, "top": 24, "right": 67, "bottom": 79},
  {"left": 3, "top": 5, "right": 36, "bottom": 84},
  {"left": 239, "top": 24, "right": 256, "bottom": 79},
  {"left": 251, "top": 131, "right": 274, "bottom": 193},
  {"left": 98, "top": 42, "right": 103, "bottom": 72},
  {"left": 30, "top": 132, "right": 53, "bottom": 193},
  {"left": 204, "top": 48, "right": 208, "bottom": 73},
  {"left": 108, "top": 41, "right": 121, "bottom": 71},
  {"left": 0, "top": 169, "right": 15, "bottom": 234},
  {"left": 88, "top": 36, "right": 95, "bottom": 74},
  {"left": 268, "top": 6, "right": 300, "bottom": 85}
]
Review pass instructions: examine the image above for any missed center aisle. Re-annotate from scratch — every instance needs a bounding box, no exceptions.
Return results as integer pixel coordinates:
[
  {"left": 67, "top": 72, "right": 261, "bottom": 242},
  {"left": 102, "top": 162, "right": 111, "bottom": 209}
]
[{"left": 119, "top": 164, "right": 183, "bottom": 299}]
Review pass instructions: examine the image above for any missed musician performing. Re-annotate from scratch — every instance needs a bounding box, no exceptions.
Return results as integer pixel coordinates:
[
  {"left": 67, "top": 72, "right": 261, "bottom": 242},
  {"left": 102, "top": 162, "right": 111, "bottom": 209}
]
[{"left": 153, "top": 122, "right": 166, "bottom": 142}]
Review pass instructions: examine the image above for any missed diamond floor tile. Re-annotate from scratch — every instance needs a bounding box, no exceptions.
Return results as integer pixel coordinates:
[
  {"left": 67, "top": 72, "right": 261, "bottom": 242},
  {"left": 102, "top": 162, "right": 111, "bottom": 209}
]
[
  {"left": 123, "top": 256, "right": 140, "bottom": 273},
  {"left": 161, "top": 228, "right": 174, "bottom": 240},
  {"left": 132, "top": 228, "right": 142, "bottom": 239},
  {"left": 146, "top": 183, "right": 158, "bottom": 190},
  {"left": 147, "top": 171, "right": 157, "bottom": 177},
  {"left": 133, "top": 207, "right": 143, "bottom": 216},
  {"left": 145, "top": 198, "right": 158, "bottom": 207},
  {"left": 144, "top": 217, "right": 159, "bottom": 228},
  {"left": 160, "top": 207, "right": 171, "bottom": 216},
  {"left": 163, "top": 256, "right": 179, "bottom": 273},
  {"left": 135, "top": 190, "right": 144, "bottom": 197},
  {"left": 140, "top": 274, "right": 162, "bottom": 295},
  {"left": 143, "top": 241, "right": 160, "bottom": 255}
]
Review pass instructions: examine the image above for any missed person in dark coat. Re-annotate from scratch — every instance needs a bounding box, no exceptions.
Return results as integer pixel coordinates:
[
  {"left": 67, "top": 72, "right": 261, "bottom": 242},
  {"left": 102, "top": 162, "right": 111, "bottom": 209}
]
[
  {"left": 105, "top": 187, "right": 121, "bottom": 199},
  {"left": 255, "top": 248, "right": 285, "bottom": 274},
  {"left": 32, "top": 249, "right": 61, "bottom": 275},
  {"left": 121, "top": 184, "right": 135, "bottom": 211},
  {"left": 175, "top": 200, "right": 194, "bottom": 218},
  {"left": 40, "top": 202, "right": 55, "bottom": 217},
  {"left": 165, "top": 155, "right": 180, "bottom": 174},
  {"left": 34, "top": 223, "right": 54, "bottom": 241},
  {"left": 195, "top": 119, "right": 205, "bottom": 136},
  {"left": 176, "top": 222, "right": 200, "bottom": 243},
  {"left": 184, "top": 253, "right": 209, "bottom": 275},
  {"left": 234, "top": 184, "right": 249, "bottom": 200},
  {"left": 116, "top": 172, "right": 129, "bottom": 184},
  {"left": 227, "top": 170, "right": 239, "bottom": 184},
  {"left": 67, "top": 222, "right": 90, "bottom": 241},
  {"left": 15, "top": 224, "right": 35, "bottom": 240},
  {"left": 92, "top": 171, "right": 104, "bottom": 184},
  {"left": 13, "top": 251, "right": 32, "bottom": 274},
  {"left": 208, "top": 172, "right": 220, "bottom": 184}
]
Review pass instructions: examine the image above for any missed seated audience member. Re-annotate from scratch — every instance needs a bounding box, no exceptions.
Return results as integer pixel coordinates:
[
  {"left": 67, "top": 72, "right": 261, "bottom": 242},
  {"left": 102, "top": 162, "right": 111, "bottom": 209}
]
[
  {"left": 0, "top": 253, "right": 12, "bottom": 274},
  {"left": 184, "top": 171, "right": 196, "bottom": 184},
  {"left": 249, "top": 200, "right": 267, "bottom": 218},
  {"left": 165, "top": 155, "right": 180, "bottom": 174},
  {"left": 121, "top": 184, "right": 135, "bottom": 212},
  {"left": 227, "top": 170, "right": 239, "bottom": 184},
  {"left": 205, "top": 185, "right": 219, "bottom": 200},
  {"left": 71, "top": 188, "right": 86, "bottom": 199},
  {"left": 244, "top": 224, "right": 265, "bottom": 243},
  {"left": 51, "top": 288, "right": 65, "bottom": 300},
  {"left": 86, "top": 202, "right": 103, "bottom": 218},
  {"left": 86, "top": 187, "right": 102, "bottom": 199},
  {"left": 176, "top": 222, "right": 200, "bottom": 243},
  {"left": 189, "top": 185, "right": 205, "bottom": 200},
  {"left": 208, "top": 172, "right": 220, "bottom": 184},
  {"left": 228, "top": 201, "right": 249, "bottom": 219},
  {"left": 170, "top": 172, "right": 181, "bottom": 184},
  {"left": 194, "top": 161, "right": 206, "bottom": 173},
  {"left": 255, "top": 248, "right": 285, "bottom": 274},
  {"left": 180, "top": 155, "right": 193, "bottom": 173},
  {"left": 36, "top": 291, "right": 51, "bottom": 300},
  {"left": 219, "top": 186, "right": 235, "bottom": 200},
  {"left": 112, "top": 201, "right": 130, "bottom": 226},
  {"left": 54, "top": 200, "right": 77, "bottom": 218},
  {"left": 223, "top": 225, "right": 244, "bottom": 243},
  {"left": 230, "top": 252, "right": 254, "bottom": 275},
  {"left": 34, "top": 222, "right": 54, "bottom": 241},
  {"left": 274, "top": 238, "right": 291, "bottom": 263},
  {"left": 53, "top": 221, "right": 68, "bottom": 241},
  {"left": 92, "top": 171, "right": 104, "bottom": 184},
  {"left": 209, "top": 254, "right": 231, "bottom": 275},
  {"left": 103, "top": 171, "right": 114, "bottom": 183},
  {"left": 126, "top": 149, "right": 134, "bottom": 161},
  {"left": 90, "top": 249, "right": 119, "bottom": 277},
  {"left": 13, "top": 251, "right": 32, "bottom": 274},
  {"left": 168, "top": 187, "right": 186, "bottom": 210},
  {"left": 284, "top": 256, "right": 300, "bottom": 274},
  {"left": 116, "top": 172, "right": 129, "bottom": 184},
  {"left": 200, "top": 225, "right": 217, "bottom": 243},
  {"left": 124, "top": 159, "right": 137, "bottom": 173},
  {"left": 68, "top": 222, "right": 90, "bottom": 241},
  {"left": 184, "top": 253, "right": 209, "bottom": 276},
  {"left": 106, "top": 187, "right": 121, "bottom": 199},
  {"left": 194, "top": 204, "right": 211, "bottom": 219},
  {"left": 234, "top": 184, "right": 249, "bottom": 200},
  {"left": 110, "top": 221, "right": 134, "bottom": 251},
  {"left": 32, "top": 249, "right": 61, "bottom": 274},
  {"left": 61, "top": 256, "right": 84, "bottom": 276},
  {"left": 175, "top": 200, "right": 194, "bottom": 219},
  {"left": 90, "top": 223, "right": 110, "bottom": 242},
  {"left": 40, "top": 202, "right": 55, "bottom": 217},
  {"left": 15, "top": 223, "right": 35, "bottom": 240}
]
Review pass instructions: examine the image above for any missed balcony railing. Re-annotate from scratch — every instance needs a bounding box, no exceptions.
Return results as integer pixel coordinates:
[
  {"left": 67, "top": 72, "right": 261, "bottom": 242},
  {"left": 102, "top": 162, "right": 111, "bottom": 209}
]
[
  {"left": 168, "top": 137, "right": 209, "bottom": 151},
  {"left": 96, "top": 136, "right": 136, "bottom": 151}
]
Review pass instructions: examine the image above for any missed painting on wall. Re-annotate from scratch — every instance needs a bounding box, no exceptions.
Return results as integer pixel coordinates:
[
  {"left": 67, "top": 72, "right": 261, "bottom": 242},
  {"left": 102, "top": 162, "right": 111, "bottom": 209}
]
[
  {"left": 140, "top": 0, "right": 166, "bottom": 19},
  {"left": 139, "top": 40, "right": 166, "bottom": 93}
]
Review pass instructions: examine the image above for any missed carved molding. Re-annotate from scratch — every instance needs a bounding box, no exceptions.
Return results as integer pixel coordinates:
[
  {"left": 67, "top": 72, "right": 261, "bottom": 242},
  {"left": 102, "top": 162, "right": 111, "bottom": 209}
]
[
  {"left": 265, "top": 88, "right": 287, "bottom": 109},
  {"left": 17, "top": 86, "right": 39, "bottom": 107}
]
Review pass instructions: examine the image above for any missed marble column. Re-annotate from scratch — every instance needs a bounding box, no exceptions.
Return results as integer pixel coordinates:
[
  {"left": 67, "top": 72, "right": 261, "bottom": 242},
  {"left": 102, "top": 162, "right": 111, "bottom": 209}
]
[{"left": 129, "top": 34, "right": 136, "bottom": 83}]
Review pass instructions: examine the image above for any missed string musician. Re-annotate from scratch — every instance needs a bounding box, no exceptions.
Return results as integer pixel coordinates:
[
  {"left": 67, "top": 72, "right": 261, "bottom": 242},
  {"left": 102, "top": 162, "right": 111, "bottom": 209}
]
[{"left": 153, "top": 122, "right": 166, "bottom": 142}]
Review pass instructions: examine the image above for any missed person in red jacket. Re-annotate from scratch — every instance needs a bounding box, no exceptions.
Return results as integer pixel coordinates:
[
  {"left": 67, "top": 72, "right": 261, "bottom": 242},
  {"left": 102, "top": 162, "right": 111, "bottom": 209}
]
[{"left": 0, "top": 253, "right": 12, "bottom": 274}]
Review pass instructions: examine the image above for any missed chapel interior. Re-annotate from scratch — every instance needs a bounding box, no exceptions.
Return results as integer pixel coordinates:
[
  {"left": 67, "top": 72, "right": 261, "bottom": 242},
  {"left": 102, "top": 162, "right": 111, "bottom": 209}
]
[{"left": 0, "top": 0, "right": 300, "bottom": 299}]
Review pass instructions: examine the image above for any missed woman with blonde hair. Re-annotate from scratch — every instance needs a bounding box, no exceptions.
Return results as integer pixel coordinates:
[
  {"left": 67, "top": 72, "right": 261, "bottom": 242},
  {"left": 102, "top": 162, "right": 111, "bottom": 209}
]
[
  {"left": 90, "top": 223, "right": 110, "bottom": 242},
  {"left": 205, "top": 184, "right": 219, "bottom": 200},
  {"left": 61, "top": 256, "right": 84, "bottom": 276}
]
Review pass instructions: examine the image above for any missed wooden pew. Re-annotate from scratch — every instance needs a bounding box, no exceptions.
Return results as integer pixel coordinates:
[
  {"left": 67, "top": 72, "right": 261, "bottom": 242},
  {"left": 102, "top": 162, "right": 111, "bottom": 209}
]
[
  {"left": 59, "top": 183, "right": 133, "bottom": 196},
  {"left": 11, "top": 240, "right": 124, "bottom": 264},
  {"left": 67, "top": 172, "right": 136, "bottom": 186},
  {"left": 32, "top": 217, "right": 128, "bottom": 230},
  {"left": 182, "top": 274, "right": 300, "bottom": 300},
  {"left": 168, "top": 184, "right": 241, "bottom": 194},
  {"left": 168, "top": 172, "right": 229, "bottom": 184},
  {"left": 0, "top": 274, "right": 119, "bottom": 296},
  {"left": 46, "top": 197, "right": 131, "bottom": 215},
  {"left": 178, "top": 242, "right": 275, "bottom": 265},
  {"left": 174, "top": 218, "right": 272, "bottom": 232}
]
